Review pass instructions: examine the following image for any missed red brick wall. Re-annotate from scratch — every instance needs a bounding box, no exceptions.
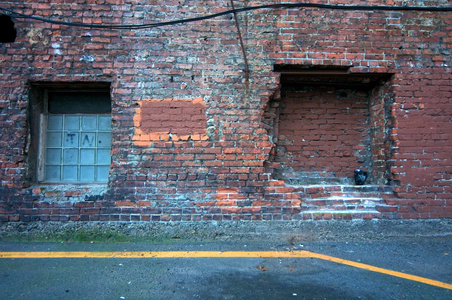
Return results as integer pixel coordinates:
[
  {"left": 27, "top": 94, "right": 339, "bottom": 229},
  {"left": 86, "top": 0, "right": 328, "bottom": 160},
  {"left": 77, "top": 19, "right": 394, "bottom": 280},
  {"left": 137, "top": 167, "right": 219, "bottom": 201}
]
[
  {"left": 391, "top": 70, "right": 452, "bottom": 219},
  {"left": 275, "top": 87, "right": 371, "bottom": 184},
  {"left": 0, "top": 0, "right": 451, "bottom": 221},
  {"left": 368, "top": 80, "right": 396, "bottom": 186}
]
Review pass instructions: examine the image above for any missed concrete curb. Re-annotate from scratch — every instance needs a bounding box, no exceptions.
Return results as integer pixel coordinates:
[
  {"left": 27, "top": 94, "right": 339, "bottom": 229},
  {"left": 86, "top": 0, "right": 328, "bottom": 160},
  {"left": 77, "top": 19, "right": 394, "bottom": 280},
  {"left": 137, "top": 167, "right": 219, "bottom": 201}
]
[{"left": 1, "top": 219, "right": 452, "bottom": 243}]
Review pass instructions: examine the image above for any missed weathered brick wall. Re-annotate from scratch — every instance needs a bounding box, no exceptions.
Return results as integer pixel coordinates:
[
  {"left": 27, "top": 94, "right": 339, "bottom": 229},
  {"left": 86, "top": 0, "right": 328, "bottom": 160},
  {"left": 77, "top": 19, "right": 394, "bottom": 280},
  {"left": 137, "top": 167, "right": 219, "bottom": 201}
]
[
  {"left": 390, "top": 70, "right": 452, "bottom": 219},
  {"left": 0, "top": 0, "right": 451, "bottom": 222},
  {"left": 274, "top": 87, "right": 371, "bottom": 184},
  {"left": 368, "top": 80, "right": 396, "bottom": 186}
]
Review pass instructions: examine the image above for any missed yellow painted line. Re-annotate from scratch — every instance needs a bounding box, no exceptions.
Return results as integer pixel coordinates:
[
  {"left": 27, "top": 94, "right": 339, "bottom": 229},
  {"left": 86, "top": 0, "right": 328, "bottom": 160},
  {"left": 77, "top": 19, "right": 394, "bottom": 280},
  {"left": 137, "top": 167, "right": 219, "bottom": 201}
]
[
  {"left": 305, "top": 251, "right": 452, "bottom": 290},
  {"left": 1, "top": 250, "right": 451, "bottom": 290},
  {"left": 0, "top": 251, "right": 312, "bottom": 259}
]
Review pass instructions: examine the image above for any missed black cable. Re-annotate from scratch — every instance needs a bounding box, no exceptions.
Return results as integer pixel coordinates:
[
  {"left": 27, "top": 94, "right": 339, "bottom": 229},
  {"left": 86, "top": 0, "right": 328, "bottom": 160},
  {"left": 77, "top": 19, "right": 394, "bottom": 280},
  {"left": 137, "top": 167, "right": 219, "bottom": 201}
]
[{"left": 1, "top": 3, "right": 451, "bottom": 30}]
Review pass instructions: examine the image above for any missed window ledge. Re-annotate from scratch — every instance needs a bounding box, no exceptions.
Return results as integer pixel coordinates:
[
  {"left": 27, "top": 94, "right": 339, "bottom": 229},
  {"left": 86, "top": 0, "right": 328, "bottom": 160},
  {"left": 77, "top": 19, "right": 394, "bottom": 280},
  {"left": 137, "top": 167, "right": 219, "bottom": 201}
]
[{"left": 31, "top": 183, "right": 108, "bottom": 201}]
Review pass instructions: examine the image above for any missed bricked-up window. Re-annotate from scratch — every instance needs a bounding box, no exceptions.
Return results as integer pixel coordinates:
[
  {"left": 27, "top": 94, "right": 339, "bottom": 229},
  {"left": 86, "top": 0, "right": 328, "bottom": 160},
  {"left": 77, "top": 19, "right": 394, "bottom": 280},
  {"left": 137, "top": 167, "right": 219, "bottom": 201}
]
[{"left": 41, "top": 91, "right": 111, "bottom": 183}]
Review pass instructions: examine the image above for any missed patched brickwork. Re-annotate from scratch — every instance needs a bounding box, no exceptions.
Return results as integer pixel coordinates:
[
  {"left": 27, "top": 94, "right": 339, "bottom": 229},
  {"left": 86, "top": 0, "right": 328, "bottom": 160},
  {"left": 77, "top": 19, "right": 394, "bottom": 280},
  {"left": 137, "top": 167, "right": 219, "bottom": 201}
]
[
  {"left": 0, "top": 1, "right": 451, "bottom": 222},
  {"left": 133, "top": 98, "right": 209, "bottom": 145},
  {"left": 275, "top": 86, "right": 371, "bottom": 185}
]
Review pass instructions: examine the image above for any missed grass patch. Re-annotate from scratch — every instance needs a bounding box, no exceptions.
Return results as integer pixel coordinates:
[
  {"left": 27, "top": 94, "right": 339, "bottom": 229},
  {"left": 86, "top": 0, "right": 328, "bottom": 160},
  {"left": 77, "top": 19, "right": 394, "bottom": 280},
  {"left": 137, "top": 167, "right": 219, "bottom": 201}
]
[{"left": 0, "top": 229, "right": 184, "bottom": 243}]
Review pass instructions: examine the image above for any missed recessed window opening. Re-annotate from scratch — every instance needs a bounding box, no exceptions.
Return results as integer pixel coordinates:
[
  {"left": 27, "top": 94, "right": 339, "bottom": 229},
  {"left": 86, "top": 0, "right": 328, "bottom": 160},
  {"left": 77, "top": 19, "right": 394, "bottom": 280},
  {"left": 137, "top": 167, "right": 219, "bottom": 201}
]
[
  {"left": 43, "top": 91, "right": 111, "bottom": 183},
  {"left": 274, "top": 86, "right": 372, "bottom": 185},
  {"left": 0, "top": 15, "right": 17, "bottom": 43},
  {"left": 269, "top": 66, "right": 394, "bottom": 186}
]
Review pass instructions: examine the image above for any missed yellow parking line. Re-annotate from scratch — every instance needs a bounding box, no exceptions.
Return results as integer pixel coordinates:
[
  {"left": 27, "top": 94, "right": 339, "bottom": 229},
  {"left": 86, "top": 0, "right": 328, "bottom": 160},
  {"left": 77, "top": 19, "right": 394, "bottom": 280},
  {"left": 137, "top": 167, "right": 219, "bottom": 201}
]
[
  {"left": 306, "top": 251, "right": 452, "bottom": 290},
  {"left": 0, "top": 251, "right": 311, "bottom": 259},
  {"left": 1, "top": 250, "right": 451, "bottom": 290}
]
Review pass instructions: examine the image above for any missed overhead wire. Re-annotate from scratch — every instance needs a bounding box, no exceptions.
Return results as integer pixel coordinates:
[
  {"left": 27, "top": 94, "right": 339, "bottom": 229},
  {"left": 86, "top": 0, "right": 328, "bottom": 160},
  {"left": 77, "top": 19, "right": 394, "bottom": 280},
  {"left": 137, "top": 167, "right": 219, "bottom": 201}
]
[{"left": 0, "top": 3, "right": 452, "bottom": 30}]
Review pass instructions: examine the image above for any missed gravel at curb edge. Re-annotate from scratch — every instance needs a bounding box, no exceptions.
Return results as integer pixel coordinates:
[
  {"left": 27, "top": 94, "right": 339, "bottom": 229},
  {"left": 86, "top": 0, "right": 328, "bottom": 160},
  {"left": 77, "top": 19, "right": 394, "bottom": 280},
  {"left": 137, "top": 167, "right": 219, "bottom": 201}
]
[{"left": 2, "top": 219, "right": 452, "bottom": 243}]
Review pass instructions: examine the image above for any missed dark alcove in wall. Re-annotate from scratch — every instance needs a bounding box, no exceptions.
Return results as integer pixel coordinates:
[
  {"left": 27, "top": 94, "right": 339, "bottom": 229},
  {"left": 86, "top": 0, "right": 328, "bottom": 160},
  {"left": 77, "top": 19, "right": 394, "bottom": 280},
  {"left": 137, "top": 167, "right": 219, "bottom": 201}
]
[{"left": 0, "top": 15, "right": 16, "bottom": 43}]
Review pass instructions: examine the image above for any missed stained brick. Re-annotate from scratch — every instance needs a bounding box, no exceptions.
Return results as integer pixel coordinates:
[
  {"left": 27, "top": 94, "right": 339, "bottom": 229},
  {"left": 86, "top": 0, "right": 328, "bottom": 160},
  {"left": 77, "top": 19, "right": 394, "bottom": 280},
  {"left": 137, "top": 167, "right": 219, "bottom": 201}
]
[{"left": 1, "top": 1, "right": 451, "bottom": 222}]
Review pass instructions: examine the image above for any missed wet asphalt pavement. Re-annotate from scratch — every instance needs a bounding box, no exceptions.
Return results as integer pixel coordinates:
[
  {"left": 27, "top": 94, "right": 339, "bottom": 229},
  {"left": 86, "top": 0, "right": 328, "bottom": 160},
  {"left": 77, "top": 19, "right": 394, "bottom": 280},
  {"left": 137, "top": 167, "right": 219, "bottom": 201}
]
[{"left": 0, "top": 237, "right": 451, "bottom": 299}]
